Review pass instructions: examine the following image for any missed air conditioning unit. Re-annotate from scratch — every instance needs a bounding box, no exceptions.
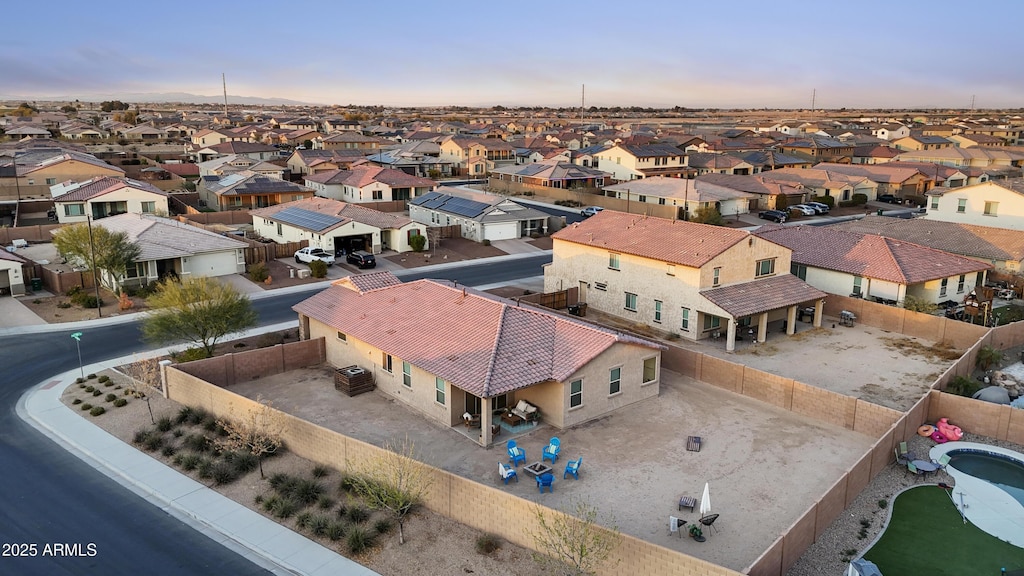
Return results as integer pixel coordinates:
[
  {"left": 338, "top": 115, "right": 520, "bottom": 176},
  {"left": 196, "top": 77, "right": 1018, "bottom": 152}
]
[{"left": 341, "top": 367, "right": 365, "bottom": 377}]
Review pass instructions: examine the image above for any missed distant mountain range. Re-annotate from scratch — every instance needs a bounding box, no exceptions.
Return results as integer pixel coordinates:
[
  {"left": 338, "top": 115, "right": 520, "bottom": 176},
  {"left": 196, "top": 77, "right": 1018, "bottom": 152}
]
[{"left": 0, "top": 92, "right": 316, "bottom": 106}]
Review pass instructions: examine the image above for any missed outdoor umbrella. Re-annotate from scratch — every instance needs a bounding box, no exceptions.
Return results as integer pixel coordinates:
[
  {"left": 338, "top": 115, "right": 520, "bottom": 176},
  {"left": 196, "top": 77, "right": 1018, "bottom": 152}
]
[{"left": 700, "top": 482, "right": 711, "bottom": 517}]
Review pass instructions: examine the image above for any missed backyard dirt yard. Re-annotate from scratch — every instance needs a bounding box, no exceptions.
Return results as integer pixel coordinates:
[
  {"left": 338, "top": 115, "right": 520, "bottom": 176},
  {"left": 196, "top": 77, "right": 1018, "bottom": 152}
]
[
  {"left": 227, "top": 366, "right": 875, "bottom": 572},
  {"left": 383, "top": 237, "right": 506, "bottom": 268}
]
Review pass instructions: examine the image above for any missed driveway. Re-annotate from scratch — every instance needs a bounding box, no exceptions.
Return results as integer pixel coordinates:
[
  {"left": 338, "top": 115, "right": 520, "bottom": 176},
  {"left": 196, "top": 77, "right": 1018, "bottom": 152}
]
[{"left": 228, "top": 368, "right": 874, "bottom": 571}]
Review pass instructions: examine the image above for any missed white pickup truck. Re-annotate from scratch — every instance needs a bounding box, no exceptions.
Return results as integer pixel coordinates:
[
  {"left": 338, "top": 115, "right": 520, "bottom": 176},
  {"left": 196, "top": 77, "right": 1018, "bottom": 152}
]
[{"left": 293, "top": 247, "right": 335, "bottom": 266}]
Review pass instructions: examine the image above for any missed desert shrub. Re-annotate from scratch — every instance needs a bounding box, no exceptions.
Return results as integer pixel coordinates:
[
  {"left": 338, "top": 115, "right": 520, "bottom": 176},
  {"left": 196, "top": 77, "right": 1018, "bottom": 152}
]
[
  {"left": 78, "top": 383, "right": 86, "bottom": 389},
  {"left": 88, "top": 373, "right": 97, "bottom": 379},
  {"left": 92, "top": 390, "right": 102, "bottom": 397},
  {"left": 310, "top": 514, "right": 331, "bottom": 537},
  {"left": 976, "top": 345, "right": 1004, "bottom": 371},
  {"left": 317, "top": 495, "right": 335, "bottom": 510},
  {"left": 903, "top": 294, "right": 937, "bottom": 314},
  {"left": 85, "top": 386, "right": 95, "bottom": 393},
  {"left": 211, "top": 462, "right": 238, "bottom": 485},
  {"left": 98, "top": 375, "right": 110, "bottom": 383},
  {"left": 475, "top": 533, "right": 501, "bottom": 555},
  {"left": 201, "top": 414, "right": 218, "bottom": 432},
  {"left": 173, "top": 347, "right": 209, "bottom": 363},
  {"left": 878, "top": 499, "right": 888, "bottom": 509},
  {"left": 132, "top": 429, "right": 149, "bottom": 444},
  {"left": 852, "top": 193, "right": 867, "bottom": 205},
  {"left": 171, "top": 428, "right": 182, "bottom": 437},
  {"left": 72, "top": 398, "right": 82, "bottom": 405},
  {"left": 948, "top": 375, "right": 980, "bottom": 397},
  {"left": 226, "top": 451, "right": 258, "bottom": 475},
  {"left": 327, "top": 521, "right": 347, "bottom": 541},
  {"left": 335, "top": 504, "right": 347, "bottom": 518},
  {"left": 187, "top": 407, "right": 208, "bottom": 426},
  {"left": 261, "top": 495, "right": 279, "bottom": 512},
  {"left": 79, "top": 295, "right": 103, "bottom": 309},
  {"left": 183, "top": 434, "right": 211, "bottom": 453},
  {"left": 197, "top": 459, "right": 214, "bottom": 480},
  {"left": 309, "top": 259, "right": 328, "bottom": 278},
  {"left": 374, "top": 519, "right": 393, "bottom": 535},
  {"left": 248, "top": 262, "right": 269, "bottom": 282},
  {"left": 156, "top": 416, "right": 173, "bottom": 432},
  {"left": 347, "top": 506, "right": 369, "bottom": 524},
  {"left": 105, "top": 393, "right": 117, "bottom": 402},
  {"left": 175, "top": 406, "right": 194, "bottom": 425},
  {"left": 293, "top": 479, "right": 325, "bottom": 506},
  {"left": 162, "top": 446, "right": 176, "bottom": 458},
  {"left": 295, "top": 511, "right": 313, "bottom": 530},
  {"left": 113, "top": 398, "right": 128, "bottom": 407},
  {"left": 172, "top": 454, "right": 185, "bottom": 466},
  {"left": 81, "top": 403, "right": 93, "bottom": 411},
  {"left": 143, "top": 433, "right": 164, "bottom": 452},
  {"left": 345, "top": 527, "right": 373, "bottom": 554},
  {"left": 76, "top": 377, "right": 85, "bottom": 384},
  {"left": 89, "top": 406, "right": 105, "bottom": 416},
  {"left": 103, "top": 381, "right": 113, "bottom": 387},
  {"left": 269, "top": 473, "right": 295, "bottom": 491},
  {"left": 312, "top": 465, "right": 330, "bottom": 479},
  {"left": 409, "top": 234, "right": 426, "bottom": 252},
  {"left": 57, "top": 302, "right": 72, "bottom": 309},
  {"left": 812, "top": 195, "right": 835, "bottom": 208}
]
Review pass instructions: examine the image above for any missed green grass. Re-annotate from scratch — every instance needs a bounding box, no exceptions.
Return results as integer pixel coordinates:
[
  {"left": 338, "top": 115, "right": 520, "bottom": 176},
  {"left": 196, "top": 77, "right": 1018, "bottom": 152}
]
[{"left": 864, "top": 486, "right": 1024, "bottom": 575}]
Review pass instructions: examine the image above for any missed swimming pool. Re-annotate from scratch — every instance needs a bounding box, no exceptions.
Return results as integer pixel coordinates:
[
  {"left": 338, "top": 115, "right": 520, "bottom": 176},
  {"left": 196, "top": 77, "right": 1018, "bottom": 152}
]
[
  {"left": 930, "top": 441, "right": 1024, "bottom": 549},
  {"left": 948, "top": 449, "right": 1024, "bottom": 507}
]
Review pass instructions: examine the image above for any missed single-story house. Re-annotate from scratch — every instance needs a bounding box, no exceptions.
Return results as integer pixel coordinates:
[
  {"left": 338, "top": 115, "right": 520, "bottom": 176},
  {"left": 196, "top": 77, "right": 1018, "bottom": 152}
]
[
  {"left": 50, "top": 176, "right": 169, "bottom": 223},
  {"left": 251, "top": 197, "right": 427, "bottom": 255},
  {"left": 754, "top": 225, "right": 991, "bottom": 305},
  {"left": 293, "top": 272, "right": 665, "bottom": 446},
  {"left": 489, "top": 160, "right": 609, "bottom": 191},
  {"left": 409, "top": 187, "right": 551, "bottom": 241},
  {"left": 601, "top": 176, "right": 759, "bottom": 218},
  {"left": 199, "top": 170, "right": 314, "bottom": 211},
  {"left": 0, "top": 249, "right": 27, "bottom": 296}
]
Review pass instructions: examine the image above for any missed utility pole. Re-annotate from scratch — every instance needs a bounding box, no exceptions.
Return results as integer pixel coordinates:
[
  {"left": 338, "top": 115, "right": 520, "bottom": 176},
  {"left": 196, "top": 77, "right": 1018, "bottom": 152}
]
[
  {"left": 222, "top": 73, "right": 229, "bottom": 120},
  {"left": 970, "top": 95, "right": 976, "bottom": 112},
  {"left": 811, "top": 89, "right": 816, "bottom": 113},
  {"left": 86, "top": 215, "right": 102, "bottom": 319},
  {"left": 580, "top": 84, "right": 585, "bottom": 130}
]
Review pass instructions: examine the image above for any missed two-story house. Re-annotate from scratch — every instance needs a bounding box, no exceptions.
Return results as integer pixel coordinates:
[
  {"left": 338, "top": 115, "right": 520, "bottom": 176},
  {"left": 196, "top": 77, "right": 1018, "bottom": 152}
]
[
  {"left": 922, "top": 179, "right": 1024, "bottom": 231},
  {"left": 199, "top": 170, "right": 314, "bottom": 211},
  {"left": 437, "top": 136, "right": 516, "bottom": 176},
  {"left": 777, "top": 136, "right": 855, "bottom": 162},
  {"left": 293, "top": 272, "right": 664, "bottom": 447},
  {"left": 592, "top": 144, "right": 690, "bottom": 182},
  {"left": 544, "top": 211, "right": 827, "bottom": 352},
  {"left": 304, "top": 166, "right": 436, "bottom": 204}
]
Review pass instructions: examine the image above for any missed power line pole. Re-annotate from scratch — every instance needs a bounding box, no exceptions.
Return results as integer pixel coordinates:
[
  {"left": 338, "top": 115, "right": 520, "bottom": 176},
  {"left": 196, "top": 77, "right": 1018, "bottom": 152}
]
[
  {"left": 87, "top": 215, "right": 102, "bottom": 319},
  {"left": 222, "top": 73, "right": 229, "bottom": 120}
]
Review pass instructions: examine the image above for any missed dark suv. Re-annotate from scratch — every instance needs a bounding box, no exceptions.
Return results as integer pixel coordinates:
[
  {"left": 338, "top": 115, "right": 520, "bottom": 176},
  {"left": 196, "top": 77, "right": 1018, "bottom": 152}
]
[
  {"left": 758, "top": 209, "right": 788, "bottom": 223},
  {"left": 877, "top": 194, "right": 901, "bottom": 204},
  {"left": 346, "top": 250, "right": 376, "bottom": 269}
]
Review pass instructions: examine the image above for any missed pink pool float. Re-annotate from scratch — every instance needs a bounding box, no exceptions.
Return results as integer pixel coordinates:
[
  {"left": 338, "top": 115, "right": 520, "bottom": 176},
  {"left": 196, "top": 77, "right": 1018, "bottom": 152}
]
[{"left": 936, "top": 417, "right": 963, "bottom": 441}]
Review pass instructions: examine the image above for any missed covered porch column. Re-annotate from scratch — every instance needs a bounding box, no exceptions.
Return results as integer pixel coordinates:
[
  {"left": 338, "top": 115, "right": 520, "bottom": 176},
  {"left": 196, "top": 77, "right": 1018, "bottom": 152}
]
[
  {"left": 757, "top": 312, "right": 768, "bottom": 344},
  {"left": 726, "top": 318, "right": 737, "bottom": 352},
  {"left": 814, "top": 299, "right": 824, "bottom": 328},
  {"left": 480, "top": 397, "right": 493, "bottom": 447},
  {"left": 786, "top": 305, "right": 797, "bottom": 335}
]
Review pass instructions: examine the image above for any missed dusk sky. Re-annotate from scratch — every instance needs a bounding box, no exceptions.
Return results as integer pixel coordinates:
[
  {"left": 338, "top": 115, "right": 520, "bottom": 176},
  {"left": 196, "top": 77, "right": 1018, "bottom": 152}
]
[{"left": 3, "top": 1, "right": 1022, "bottom": 109}]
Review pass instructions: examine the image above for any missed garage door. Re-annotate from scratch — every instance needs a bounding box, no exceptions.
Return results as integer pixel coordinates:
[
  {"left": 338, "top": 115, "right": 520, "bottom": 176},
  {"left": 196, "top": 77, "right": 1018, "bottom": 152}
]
[{"left": 483, "top": 222, "right": 517, "bottom": 241}]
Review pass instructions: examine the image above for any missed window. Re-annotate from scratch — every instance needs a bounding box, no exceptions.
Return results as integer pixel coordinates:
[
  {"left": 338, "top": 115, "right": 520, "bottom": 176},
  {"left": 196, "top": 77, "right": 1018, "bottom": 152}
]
[
  {"left": 957, "top": 198, "right": 967, "bottom": 213},
  {"left": 594, "top": 282, "right": 607, "bottom": 292},
  {"left": 653, "top": 300, "right": 662, "bottom": 323},
  {"left": 570, "top": 379, "right": 583, "bottom": 408},
  {"left": 703, "top": 315, "right": 721, "bottom": 331},
  {"left": 402, "top": 361, "right": 411, "bottom": 387},
  {"left": 842, "top": 190, "right": 851, "bottom": 201},
  {"left": 45, "top": 178, "right": 56, "bottom": 185},
  {"left": 382, "top": 353, "right": 393, "bottom": 373},
  {"left": 791, "top": 263, "right": 807, "bottom": 281},
  {"left": 957, "top": 274, "right": 966, "bottom": 294},
  {"left": 852, "top": 276, "right": 863, "bottom": 296},
  {"left": 609, "top": 253, "right": 620, "bottom": 270},
  {"left": 984, "top": 201, "right": 998, "bottom": 216},
  {"left": 609, "top": 367, "right": 621, "bottom": 395},
  {"left": 681, "top": 308, "right": 690, "bottom": 331},
  {"left": 930, "top": 198, "right": 939, "bottom": 210},
  {"left": 435, "top": 377, "right": 445, "bottom": 405},
  {"left": 755, "top": 258, "right": 776, "bottom": 277},
  {"left": 642, "top": 357, "right": 657, "bottom": 384},
  {"left": 141, "top": 201, "right": 156, "bottom": 214},
  {"left": 625, "top": 292, "right": 637, "bottom": 312},
  {"left": 372, "top": 190, "right": 383, "bottom": 200},
  {"left": 712, "top": 267, "right": 721, "bottom": 286},
  {"left": 64, "top": 204, "right": 85, "bottom": 216},
  {"left": 336, "top": 331, "right": 347, "bottom": 341},
  {"left": 940, "top": 278, "right": 948, "bottom": 297},
  {"left": 276, "top": 222, "right": 283, "bottom": 236},
  {"left": 125, "top": 262, "right": 145, "bottom": 278}
]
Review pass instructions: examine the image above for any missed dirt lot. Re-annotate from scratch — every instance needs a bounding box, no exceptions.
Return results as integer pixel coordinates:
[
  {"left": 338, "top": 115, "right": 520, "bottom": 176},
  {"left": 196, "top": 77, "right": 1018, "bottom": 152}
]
[
  {"left": 20, "top": 287, "right": 149, "bottom": 323},
  {"left": 383, "top": 237, "right": 506, "bottom": 269},
  {"left": 226, "top": 366, "right": 874, "bottom": 571}
]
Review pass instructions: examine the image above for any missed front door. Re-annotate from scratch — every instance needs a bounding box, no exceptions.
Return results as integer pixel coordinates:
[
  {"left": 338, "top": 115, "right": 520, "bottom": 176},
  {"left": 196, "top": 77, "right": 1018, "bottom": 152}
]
[{"left": 579, "top": 281, "right": 588, "bottom": 304}]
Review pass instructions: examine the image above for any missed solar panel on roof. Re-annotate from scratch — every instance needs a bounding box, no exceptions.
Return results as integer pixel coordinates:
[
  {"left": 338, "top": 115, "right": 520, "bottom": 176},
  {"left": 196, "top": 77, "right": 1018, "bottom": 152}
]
[{"left": 273, "top": 207, "right": 343, "bottom": 232}]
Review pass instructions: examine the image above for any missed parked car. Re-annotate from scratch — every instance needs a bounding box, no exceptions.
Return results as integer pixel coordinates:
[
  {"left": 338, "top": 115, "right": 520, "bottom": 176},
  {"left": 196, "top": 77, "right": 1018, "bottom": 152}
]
[
  {"left": 346, "top": 250, "right": 376, "bottom": 269},
  {"left": 877, "top": 194, "right": 901, "bottom": 204},
  {"left": 580, "top": 206, "right": 604, "bottom": 217},
  {"left": 758, "top": 209, "right": 788, "bottom": 223},
  {"left": 294, "top": 247, "right": 335, "bottom": 266},
  {"left": 789, "top": 204, "right": 817, "bottom": 216},
  {"left": 804, "top": 201, "right": 830, "bottom": 214}
]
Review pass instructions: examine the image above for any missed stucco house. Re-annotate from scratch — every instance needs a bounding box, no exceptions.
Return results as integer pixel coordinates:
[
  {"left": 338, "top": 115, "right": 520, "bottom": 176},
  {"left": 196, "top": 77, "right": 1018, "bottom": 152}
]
[
  {"left": 437, "top": 136, "right": 517, "bottom": 176},
  {"left": 754, "top": 225, "right": 990, "bottom": 305},
  {"left": 50, "top": 176, "right": 169, "bottom": 224},
  {"left": 199, "top": 170, "right": 314, "bottom": 211},
  {"left": 489, "top": 160, "right": 609, "bottom": 192},
  {"left": 812, "top": 162, "right": 934, "bottom": 199},
  {"left": 286, "top": 149, "right": 367, "bottom": 176},
  {"left": 197, "top": 155, "right": 285, "bottom": 179},
  {"left": 0, "top": 249, "right": 27, "bottom": 296},
  {"left": 758, "top": 168, "right": 879, "bottom": 204},
  {"left": 304, "top": 166, "right": 436, "bottom": 204},
  {"left": 602, "top": 176, "right": 758, "bottom": 218},
  {"left": 409, "top": 187, "right": 550, "bottom": 241},
  {"left": 192, "top": 141, "right": 281, "bottom": 163},
  {"left": 592, "top": 144, "right": 689, "bottom": 181},
  {"left": 251, "top": 197, "right": 426, "bottom": 255},
  {"left": 84, "top": 213, "right": 247, "bottom": 289},
  {"left": 777, "top": 136, "right": 854, "bottom": 162},
  {"left": 922, "top": 179, "right": 1024, "bottom": 230},
  {"left": 293, "top": 272, "right": 664, "bottom": 447},
  {"left": 0, "top": 148, "right": 125, "bottom": 199},
  {"left": 544, "top": 211, "right": 827, "bottom": 352}
]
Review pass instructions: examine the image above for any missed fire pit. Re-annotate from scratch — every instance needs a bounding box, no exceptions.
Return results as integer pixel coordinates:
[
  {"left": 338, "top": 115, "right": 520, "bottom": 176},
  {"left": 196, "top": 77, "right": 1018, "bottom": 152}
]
[{"left": 522, "top": 462, "right": 552, "bottom": 477}]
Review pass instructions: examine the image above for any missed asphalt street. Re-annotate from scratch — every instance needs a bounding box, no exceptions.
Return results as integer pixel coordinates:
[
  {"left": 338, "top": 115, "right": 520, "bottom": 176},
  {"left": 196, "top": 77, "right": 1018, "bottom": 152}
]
[{"left": 0, "top": 254, "right": 548, "bottom": 575}]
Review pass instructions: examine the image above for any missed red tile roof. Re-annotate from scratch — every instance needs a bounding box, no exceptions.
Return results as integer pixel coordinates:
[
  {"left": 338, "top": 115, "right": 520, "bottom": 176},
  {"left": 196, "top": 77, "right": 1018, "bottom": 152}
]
[
  {"left": 552, "top": 211, "right": 749, "bottom": 268},
  {"left": 701, "top": 274, "right": 826, "bottom": 317},
  {"left": 158, "top": 163, "right": 200, "bottom": 177},
  {"left": 754, "top": 225, "right": 991, "bottom": 284},
  {"left": 332, "top": 271, "right": 403, "bottom": 292},
  {"left": 293, "top": 279, "right": 662, "bottom": 397},
  {"left": 53, "top": 177, "right": 166, "bottom": 202}
]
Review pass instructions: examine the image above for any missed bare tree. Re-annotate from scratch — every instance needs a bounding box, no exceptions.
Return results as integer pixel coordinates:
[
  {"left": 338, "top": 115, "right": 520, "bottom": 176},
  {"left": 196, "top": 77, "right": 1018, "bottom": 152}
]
[
  {"left": 426, "top": 227, "right": 442, "bottom": 256},
  {"left": 350, "top": 435, "right": 434, "bottom": 545},
  {"left": 121, "top": 356, "right": 163, "bottom": 424},
  {"left": 215, "top": 395, "right": 286, "bottom": 479},
  {"left": 529, "top": 496, "right": 620, "bottom": 576}
]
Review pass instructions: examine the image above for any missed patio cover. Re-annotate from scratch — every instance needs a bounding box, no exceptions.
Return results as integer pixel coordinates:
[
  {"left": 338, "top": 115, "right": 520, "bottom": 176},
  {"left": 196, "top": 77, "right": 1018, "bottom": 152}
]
[{"left": 700, "top": 274, "right": 826, "bottom": 319}]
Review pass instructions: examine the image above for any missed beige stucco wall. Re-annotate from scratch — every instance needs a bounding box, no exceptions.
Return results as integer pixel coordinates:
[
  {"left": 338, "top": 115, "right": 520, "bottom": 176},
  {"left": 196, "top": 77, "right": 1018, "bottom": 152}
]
[
  {"left": 56, "top": 188, "right": 169, "bottom": 224},
  {"left": 1, "top": 160, "right": 124, "bottom": 199},
  {"left": 923, "top": 182, "right": 1024, "bottom": 230},
  {"left": 254, "top": 217, "right": 382, "bottom": 254},
  {"left": 0, "top": 260, "right": 25, "bottom": 295},
  {"left": 184, "top": 249, "right": 245, "bottom": 277},
  {"left": 908, "top": 272, "right": 985, "bottom": 303},
  {"left": 557, "top": 342, "right": 660, "bottom": 428},
  {"left": 545, "top": 235, "right": 792, "bottom": 340}
]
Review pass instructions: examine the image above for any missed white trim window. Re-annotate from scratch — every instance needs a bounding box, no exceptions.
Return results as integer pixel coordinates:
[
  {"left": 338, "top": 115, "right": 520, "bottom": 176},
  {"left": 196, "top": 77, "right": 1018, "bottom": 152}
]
[
  {"left": 609, "top": 367, "right": 621, "bottom": 395},
  {"left": 570, "top": 379, "right": 583, "bottom": 408}
]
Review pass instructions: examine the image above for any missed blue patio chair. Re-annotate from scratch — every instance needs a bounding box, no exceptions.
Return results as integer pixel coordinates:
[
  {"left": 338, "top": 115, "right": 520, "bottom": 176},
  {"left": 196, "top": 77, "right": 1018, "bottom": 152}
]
[
  {"left": 563, "top": 456, "right": 582, "bottom": 480},
  {"left": 934, "top": 453, "right": 951, "bottom": 471},
  {"left": 507, "top": 440, "right": 526, "bottom": 466},
  {"left": 498, "top": 462, "right": 518, "bottom": 485},
  {"left": 542, "top": 437, "right": 561, "bottom": 464},
  {"left": 536, "top": 472, "right": 554, "bottom": 493}
]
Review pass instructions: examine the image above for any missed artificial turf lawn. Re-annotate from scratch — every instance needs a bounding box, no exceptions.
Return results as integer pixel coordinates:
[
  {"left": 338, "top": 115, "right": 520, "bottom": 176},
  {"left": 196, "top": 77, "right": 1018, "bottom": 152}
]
[{"left": 864, "top": 485, "right": 1024, "bottom": 575}]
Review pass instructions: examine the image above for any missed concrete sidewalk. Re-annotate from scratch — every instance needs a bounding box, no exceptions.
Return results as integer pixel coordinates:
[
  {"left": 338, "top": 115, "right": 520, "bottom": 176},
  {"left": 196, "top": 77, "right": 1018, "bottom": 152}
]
[{"left": 17, "top": 324, "right": 379, "bottom": 576}]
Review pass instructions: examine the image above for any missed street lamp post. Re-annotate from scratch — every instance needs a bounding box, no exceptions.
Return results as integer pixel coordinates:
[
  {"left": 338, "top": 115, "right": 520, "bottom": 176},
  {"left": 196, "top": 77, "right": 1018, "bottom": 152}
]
[{"left": 70, "top": 332, "right": 84, "bottom": 380}]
